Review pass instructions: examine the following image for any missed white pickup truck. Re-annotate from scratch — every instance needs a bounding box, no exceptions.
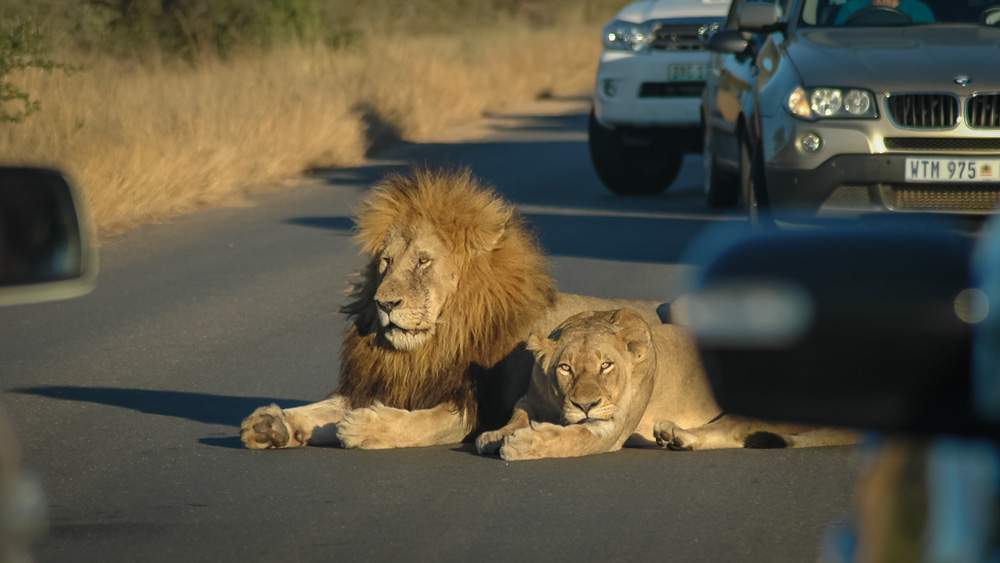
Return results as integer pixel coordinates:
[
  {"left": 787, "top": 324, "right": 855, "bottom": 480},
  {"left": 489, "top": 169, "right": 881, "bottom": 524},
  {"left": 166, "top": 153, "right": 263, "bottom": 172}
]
[{"left": 590, "top": 0, "right": 729, "bottom": 195}]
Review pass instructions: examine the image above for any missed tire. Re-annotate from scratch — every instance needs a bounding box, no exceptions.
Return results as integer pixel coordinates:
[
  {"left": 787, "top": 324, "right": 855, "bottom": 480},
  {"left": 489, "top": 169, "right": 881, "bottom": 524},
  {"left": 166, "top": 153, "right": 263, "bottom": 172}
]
[
  {"left": 740, "top": 138, "right": 774, "bottom": 229},
  {"left": 588, "top": 109, "right": 683, "bottom": 196},
  {"left": 703, "top": 126, "right": 739, "bottom": 209}
]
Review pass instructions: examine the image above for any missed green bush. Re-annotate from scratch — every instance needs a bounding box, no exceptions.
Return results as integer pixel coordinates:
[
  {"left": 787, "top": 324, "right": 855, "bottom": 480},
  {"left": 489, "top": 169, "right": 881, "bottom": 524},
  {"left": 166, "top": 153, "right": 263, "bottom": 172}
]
[
  {"left": 0, "top": 19, "right": 79, "bottom": 123},
  {"left": 152, "top": 0, "right": 325, "bottom": 59},
  {"left": 0, "top": 0, "right": 629, "bottom": 61}
]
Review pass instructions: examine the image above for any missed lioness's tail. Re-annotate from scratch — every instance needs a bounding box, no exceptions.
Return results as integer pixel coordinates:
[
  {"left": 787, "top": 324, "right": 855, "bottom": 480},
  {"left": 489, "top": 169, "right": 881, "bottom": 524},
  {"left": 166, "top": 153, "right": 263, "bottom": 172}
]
[{"left": 745, "top": 428, "right": 860, "bottom": 449}]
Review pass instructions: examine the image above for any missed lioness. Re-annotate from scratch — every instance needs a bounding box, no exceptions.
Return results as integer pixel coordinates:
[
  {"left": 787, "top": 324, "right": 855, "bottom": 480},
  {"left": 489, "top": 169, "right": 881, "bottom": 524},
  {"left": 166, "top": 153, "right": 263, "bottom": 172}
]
[
  {"left": 476, "top": 309, "right": 858, "bottom": 460},
  {"left": 240, "top": 168, "right": 669, "bottom": 450}
]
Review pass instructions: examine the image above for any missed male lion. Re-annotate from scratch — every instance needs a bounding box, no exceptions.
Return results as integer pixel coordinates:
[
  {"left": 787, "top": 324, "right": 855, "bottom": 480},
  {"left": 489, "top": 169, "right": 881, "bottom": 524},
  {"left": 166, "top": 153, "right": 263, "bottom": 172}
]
[
  {"left": 240, "top": 168, "right": 667, "bottom": 450},
  {"left": 476, "top": 309, "right": 858, "bottom": 460}
]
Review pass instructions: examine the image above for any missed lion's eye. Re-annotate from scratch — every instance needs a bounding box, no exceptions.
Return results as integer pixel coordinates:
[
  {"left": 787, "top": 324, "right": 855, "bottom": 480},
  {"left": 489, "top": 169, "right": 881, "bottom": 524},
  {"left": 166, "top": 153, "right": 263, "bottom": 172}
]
[
  {"left": 557, "top": 363, "right": 572, "bottom": 374},
  {"left": 600, "top": 361, "right": 614, "bottom": 373},
  {"left": 379, "top": 256, "right": 391, "bottom": 273},
  {"left": 417, "top": 256, "right": 431, "bottom": 267}
]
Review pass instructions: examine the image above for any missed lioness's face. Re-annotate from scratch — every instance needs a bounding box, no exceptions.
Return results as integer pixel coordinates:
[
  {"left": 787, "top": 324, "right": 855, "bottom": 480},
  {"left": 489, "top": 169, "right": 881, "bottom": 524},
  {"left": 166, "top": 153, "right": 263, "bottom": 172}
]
[
  {"left": 549, "top": 333, "right": 631, "bottom": 424},
  {"left": 373, "top": 227, "right": 458, "bottom": 351}
]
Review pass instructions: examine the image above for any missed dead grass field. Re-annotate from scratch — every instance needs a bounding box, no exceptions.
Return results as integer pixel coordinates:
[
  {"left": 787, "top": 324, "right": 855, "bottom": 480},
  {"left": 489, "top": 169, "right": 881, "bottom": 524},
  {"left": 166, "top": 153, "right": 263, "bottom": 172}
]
[{"left": 0, "top": 23, "right": 602, "bottom": 236}]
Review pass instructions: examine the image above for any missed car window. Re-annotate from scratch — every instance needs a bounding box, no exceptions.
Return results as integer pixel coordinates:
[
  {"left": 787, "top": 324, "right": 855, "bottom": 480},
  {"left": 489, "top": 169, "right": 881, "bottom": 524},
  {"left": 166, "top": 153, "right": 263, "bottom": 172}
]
[{"left": 800, "top": 0, "right": 1000, "bottom": 27}]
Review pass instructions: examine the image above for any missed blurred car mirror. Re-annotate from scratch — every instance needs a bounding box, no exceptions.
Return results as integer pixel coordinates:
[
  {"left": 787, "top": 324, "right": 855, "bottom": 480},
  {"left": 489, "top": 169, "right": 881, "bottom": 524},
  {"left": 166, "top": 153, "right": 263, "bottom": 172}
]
[
  {"left": 685, "top": 223, "right": 992, "bottom": 436},
  {"left": 0, "top": 167, "right": 98, "bottom": 306},
  {"left": 708, "top": 29, "right": 751, "bottom": 55}
]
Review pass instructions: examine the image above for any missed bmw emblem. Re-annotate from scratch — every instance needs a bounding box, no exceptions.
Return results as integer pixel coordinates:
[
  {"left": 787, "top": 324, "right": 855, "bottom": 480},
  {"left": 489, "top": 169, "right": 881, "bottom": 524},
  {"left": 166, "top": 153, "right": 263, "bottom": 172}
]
[{"left": 954, "top": 75, "right": 971, "bottom": 86}]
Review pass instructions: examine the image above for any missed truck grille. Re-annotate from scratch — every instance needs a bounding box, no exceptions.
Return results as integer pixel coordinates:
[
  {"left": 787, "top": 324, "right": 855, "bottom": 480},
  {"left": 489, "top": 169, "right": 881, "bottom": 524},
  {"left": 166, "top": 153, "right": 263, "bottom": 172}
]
[
  {"left": 881, "top": 184, "right": 1000, "bottom": 213},
  {"left": 650, "top": 24, "right": 710, "bottom": 51},
  {"left": 967, "top": 93, "right": 1000, "bottom": 128},
  {"left": 639, "top": 82, "right": 705, "bottom": 98},
  {"left": 886, "top": 94, "right": 959, "bottom": 128}
]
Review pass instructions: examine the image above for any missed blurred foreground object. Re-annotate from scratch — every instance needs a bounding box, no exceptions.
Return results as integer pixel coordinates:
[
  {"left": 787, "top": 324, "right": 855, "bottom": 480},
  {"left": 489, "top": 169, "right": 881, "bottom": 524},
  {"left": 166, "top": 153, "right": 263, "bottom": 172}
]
[
  {"left": 684, "top": 217, "right": 1000, "bottom": 562},
  {"left": 0, "top": 166, "right": 98, "bottom": 562},
  {"left": 686, "top": 221, "right": 982, "bottom": 434},
  {"left": 0, "top": 167, "right": 97, "bottom": 306}
]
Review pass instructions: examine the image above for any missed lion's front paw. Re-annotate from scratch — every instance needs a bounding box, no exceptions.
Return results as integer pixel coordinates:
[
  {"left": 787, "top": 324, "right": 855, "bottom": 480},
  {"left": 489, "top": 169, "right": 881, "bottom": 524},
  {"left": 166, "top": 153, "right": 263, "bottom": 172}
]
[
  {"left": 336, "top": 402, "right": 405, "bottom": 449},
  {"left": 475, "top": 430, "right": 508, "bottom": 455},
  {"left": 653, "top": 420, "right": 698, "bottom": 451},
  {"left": 241, "top": 404, "right": 297, "bottom": 449}
]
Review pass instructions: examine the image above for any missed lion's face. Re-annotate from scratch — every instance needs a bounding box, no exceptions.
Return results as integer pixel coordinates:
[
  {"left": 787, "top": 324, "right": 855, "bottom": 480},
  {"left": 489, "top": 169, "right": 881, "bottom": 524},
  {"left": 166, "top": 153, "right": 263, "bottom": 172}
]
[
  {"left": 528, "top": 309, "right": 651, "bottom": 426},
  {"left": 373, "top": 225, "right": 459, "bottom": 351}
]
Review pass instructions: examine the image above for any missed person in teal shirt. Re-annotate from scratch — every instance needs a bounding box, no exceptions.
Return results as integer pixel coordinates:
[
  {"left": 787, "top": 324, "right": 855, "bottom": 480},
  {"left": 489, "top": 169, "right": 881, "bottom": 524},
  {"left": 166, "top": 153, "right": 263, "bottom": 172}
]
[{"left": 834, "top": 0, "right": 935, "bottom": 24}]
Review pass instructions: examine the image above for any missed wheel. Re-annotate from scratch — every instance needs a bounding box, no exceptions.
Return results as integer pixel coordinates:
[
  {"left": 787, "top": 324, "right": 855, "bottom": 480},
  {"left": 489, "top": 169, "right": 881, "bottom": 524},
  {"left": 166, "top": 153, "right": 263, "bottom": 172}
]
[
  {"left": 740, "top": 137, "right": 774, "bottom": 229},
  {"left": 703, "top": 126, "right": 739, "bottom": 209},
  {"left": 588, "top": 109, "right": 683, "bottom": 196},
  {"left": 843, "top": 6, "right": 911, "bottom": 26}
]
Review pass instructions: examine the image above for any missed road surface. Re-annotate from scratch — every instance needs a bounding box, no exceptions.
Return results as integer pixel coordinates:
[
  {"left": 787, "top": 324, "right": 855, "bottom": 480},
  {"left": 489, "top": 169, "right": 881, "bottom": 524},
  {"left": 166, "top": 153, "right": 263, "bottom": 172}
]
[{"left": 0, "top": 97, "right": 858, "bottom": 562}]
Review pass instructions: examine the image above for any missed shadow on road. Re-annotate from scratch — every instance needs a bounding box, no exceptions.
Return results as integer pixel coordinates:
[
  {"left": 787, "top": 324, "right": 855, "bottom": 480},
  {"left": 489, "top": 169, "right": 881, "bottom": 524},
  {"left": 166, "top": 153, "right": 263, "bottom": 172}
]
[
  {"left": 296, "top": 107, "right": 743, "bottom": 265},
  {"left": 287, "top": 216, "right": 355, "bottom": 233},
  {"left": 284, "top": 208, "right": 709, "bottom": 264},
  {"left": 13, "top": 385, "right": 309, "bottom": 428}
]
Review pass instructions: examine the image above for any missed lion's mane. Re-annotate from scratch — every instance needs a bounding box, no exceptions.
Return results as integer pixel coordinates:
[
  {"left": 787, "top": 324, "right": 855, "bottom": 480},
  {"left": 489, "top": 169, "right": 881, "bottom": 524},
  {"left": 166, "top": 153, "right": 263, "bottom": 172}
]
[{"left": 337, "top": 168, "right": 556, "bottom": 428}]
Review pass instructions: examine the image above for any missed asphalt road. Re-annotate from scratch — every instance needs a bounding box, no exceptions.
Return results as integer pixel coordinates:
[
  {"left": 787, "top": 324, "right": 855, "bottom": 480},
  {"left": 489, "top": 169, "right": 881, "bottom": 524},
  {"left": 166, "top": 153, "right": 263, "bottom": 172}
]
[{"left": 0, "top": 97, "right": 859, "bottom": 562}]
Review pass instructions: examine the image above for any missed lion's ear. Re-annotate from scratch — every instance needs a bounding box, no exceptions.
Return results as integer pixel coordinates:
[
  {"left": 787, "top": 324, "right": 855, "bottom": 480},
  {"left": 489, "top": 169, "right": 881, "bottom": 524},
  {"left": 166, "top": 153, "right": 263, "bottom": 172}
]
[
  {"left": 469, "top": 204, "right": 512, "bottom": 254},
  {"left": 611, "top": 309, "right": 652, "bottom": 362}
]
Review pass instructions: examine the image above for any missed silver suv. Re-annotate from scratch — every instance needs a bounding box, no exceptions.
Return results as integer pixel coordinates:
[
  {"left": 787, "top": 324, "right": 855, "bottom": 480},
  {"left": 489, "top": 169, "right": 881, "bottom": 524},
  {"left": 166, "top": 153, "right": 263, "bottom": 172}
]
[{"left": 704, "top": 0, "right": 1000, "bottom": 225}]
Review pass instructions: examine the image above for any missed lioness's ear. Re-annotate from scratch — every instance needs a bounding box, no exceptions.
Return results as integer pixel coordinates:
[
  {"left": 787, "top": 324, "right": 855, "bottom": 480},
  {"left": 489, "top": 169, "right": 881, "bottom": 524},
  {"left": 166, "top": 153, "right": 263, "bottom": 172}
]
[
  {"left": 620, "top": 327, "right": 651, "bottom": 363},
  {"left": 526, "top": 332, "right": 555, "bottom": 371},
  {"left": 611, "top": 309, "right": 652, "bottom": 362}
]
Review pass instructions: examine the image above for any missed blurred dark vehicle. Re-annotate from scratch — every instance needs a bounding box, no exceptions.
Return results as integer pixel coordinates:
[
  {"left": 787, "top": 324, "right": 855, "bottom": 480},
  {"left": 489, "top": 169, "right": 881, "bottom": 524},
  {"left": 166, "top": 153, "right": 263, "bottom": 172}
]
[
  {"left": 701, "top": 0, "right": 1000, "bottom": 226},
  {"left": 0, "top": 167, "right": 97, "bottom": 561},
  {"left": 683, "top": 217, "right": 1000, "bottom": 561}
]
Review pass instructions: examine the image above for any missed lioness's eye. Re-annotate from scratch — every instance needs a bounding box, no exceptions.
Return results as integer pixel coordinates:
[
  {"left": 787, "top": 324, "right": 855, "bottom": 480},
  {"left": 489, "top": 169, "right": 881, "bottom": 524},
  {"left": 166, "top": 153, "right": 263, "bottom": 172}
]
[{"left": 600, "top": 361, "right": 614, "bottom": 373}]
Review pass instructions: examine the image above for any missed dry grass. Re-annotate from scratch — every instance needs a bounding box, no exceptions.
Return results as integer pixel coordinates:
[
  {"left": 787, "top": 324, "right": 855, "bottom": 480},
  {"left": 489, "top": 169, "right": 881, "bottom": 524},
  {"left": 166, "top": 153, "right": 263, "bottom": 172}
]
[{"left": 0, "top": 22, "right": 602, "bottom": 236}]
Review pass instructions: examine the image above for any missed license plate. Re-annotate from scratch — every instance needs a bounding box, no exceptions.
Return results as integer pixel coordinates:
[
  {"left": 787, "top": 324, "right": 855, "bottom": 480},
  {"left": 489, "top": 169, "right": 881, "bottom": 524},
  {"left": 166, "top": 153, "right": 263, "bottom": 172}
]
[
  {"left": 905, "top": 158, "right": 1000, "bottom": 182},
  {"left": 668, "top": 63, "right": 707, "bottom": 82}
]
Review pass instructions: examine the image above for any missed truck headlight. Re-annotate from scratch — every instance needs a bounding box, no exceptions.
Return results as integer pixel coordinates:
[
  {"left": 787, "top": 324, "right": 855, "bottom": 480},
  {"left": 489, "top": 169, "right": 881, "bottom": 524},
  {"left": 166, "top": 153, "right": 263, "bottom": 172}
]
[
  {"left": 786, "top": 86, "right": 877, "bottom": 120},
  {"left": 602, "top": 20, "right": 654, "bottom": 54}
]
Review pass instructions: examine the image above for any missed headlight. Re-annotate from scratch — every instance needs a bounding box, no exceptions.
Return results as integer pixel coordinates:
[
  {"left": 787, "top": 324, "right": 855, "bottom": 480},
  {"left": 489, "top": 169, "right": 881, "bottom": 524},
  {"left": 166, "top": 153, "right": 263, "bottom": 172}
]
[
  {"left": 785, "top": 86, "right": 877, "bottom": 120},
  {"left": 602, "top": 20, "right": 653, "bottom": 53}
]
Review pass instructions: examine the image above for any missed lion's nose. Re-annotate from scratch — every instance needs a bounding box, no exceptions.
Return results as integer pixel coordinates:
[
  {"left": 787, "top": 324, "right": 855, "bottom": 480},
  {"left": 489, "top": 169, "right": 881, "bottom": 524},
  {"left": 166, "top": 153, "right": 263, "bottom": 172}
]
[
  {"left": 571, "top": 398, "right": 602, "bottom": 414},
  {"left": 376, "top": 299, "right": 403, "bottom": 313}
]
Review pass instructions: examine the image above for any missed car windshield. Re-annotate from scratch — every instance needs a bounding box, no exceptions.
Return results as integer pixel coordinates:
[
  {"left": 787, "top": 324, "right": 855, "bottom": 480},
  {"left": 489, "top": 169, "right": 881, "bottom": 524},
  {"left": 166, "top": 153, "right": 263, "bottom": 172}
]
[{"left": 800, "top": 0, "right": 1000, "bottom": 27}]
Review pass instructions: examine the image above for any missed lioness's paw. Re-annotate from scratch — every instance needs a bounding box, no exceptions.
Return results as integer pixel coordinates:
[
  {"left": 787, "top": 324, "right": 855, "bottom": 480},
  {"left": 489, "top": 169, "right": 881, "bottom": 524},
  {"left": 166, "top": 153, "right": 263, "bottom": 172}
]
[
  {"left": 653, "top": 420, "right": 698, "bottom": 452},
  {"left": 498, "top": 428, "right": 547, "bottom": 461},
  {"left": 241, "top": 404, "right": 295, "bottom": 449},
  {"left": 499, "top": 424, "right": 566, "bottom": 461},
  {"left": 336, "top": 403, "right": 405, "bottom": 449}
]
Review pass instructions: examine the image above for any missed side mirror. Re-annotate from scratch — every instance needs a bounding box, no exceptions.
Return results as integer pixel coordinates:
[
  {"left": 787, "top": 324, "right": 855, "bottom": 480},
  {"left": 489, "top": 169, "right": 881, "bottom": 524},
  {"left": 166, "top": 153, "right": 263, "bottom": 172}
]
[
  {"left": 708, "top": 29, "right": 751, "bottom": 54},
  {"left": 0, "top": 167, "right": 98, "bottom": 306},
  {"left": 738, "top": 2, "right": 783, "bottom": 33},
  {"left": 686, "top": 226, "right": 988, "bottom": 436}
]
